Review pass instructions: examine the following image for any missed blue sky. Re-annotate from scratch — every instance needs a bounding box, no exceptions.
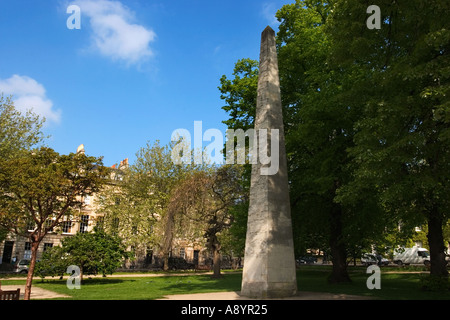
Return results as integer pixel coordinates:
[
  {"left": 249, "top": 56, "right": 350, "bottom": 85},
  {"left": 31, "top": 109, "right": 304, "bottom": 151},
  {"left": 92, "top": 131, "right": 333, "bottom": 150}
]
[{"left": 0, "top": 0, "right": 292, "bottom": 166}]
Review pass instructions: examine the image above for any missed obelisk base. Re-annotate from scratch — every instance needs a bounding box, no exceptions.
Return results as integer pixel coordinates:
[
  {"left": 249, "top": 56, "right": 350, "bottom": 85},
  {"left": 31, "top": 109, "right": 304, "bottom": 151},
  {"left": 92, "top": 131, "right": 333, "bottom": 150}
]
[
  {"left": 241, "top": 282, "right": 297, "bottom": 299},
  {"left": 241, "top": 225, "right": 297, "bottom": 299}
]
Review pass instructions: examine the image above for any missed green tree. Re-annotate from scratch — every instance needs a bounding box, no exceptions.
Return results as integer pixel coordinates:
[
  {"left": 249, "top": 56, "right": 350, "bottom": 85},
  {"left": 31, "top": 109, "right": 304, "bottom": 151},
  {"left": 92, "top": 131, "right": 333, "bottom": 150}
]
[
  {"left": 0, "top": 94, "right": 46, "bottom": 160},
  {"left": 330, "top": 0, "right": 450, "bottom": 278},
  {"left": 219, "top": 200, "right": 248, "bottom": 265},
  {"left": 168, "top": 165, "right": 245, "bottom": 278},
  {"left": 276, "top": 0, "right": 356, "bottom": 283},
  {"left": 219, "top": 1, "right": 394, "bottom": 283},
  {"left": 0, "top": 147, "right": 108, "bottom": 299},
  {"left": 122, "top": 141, "right": 201, "bottom": 270},
  {"left": 60, "top": 228, "right": 128, "bottom": 281},
  {"left": 35, "top": 245, "right": 67, "bottom": 279},
  {"left": 35, "top": 228, "right": 128, "bottom": 281},
  {"left": 97, "top": 165, "right": 160, "bottom": 267},
  {"left": 0, "top": 95, "right": 47, "bottom": 247},
  {"left": 219, "top": 59, "right": 259, "bottom": 132}
]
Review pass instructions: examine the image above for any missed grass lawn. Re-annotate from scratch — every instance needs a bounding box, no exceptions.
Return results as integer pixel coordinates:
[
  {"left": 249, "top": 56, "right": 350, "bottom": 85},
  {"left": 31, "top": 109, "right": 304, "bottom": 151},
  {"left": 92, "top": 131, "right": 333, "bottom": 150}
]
[
  {"left": 3, "top": 273, "right": 243, "bottom": 300},
  {"left": 296, "top": 265, "right": 449, "bottom": 300},
  {"left": 1, "top": 266, "right": 449, "bottom": 300}
]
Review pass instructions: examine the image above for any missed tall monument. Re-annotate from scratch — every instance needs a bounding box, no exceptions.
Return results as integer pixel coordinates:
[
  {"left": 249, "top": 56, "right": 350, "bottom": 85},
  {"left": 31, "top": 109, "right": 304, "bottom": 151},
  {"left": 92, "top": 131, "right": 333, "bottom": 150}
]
[{"left": 240, "top": 26, "right": 297, "bottom": 298}]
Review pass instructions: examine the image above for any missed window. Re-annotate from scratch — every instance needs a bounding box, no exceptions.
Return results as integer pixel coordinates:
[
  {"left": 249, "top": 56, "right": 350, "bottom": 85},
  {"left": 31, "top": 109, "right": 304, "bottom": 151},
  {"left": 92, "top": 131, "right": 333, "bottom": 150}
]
[
  {"left": 43, "top": 243, "right": 53, "bottom": 251},
  {"left": 27, "top": 221, "right": 35, "bottom": 232},
  {"left": 79, "top": 215, "right": 89, "bottom": 233},
  {"left": 180, "top": 248, "right": 186, "bottom": 259},
  {"left": 62, "top": 221, "right": 72, "bottom": 234},
  {"left": 84, "top": 195, "right": 91, "bottom": 205},
  {"left": 24, "top": 242, "right": 32, "bottom": 259},
  {"left": 45, "top": 219, "right": 55, "bottom": 232},
  {"left": 418, "top": 250, "right": 430, "bottom": 258}
]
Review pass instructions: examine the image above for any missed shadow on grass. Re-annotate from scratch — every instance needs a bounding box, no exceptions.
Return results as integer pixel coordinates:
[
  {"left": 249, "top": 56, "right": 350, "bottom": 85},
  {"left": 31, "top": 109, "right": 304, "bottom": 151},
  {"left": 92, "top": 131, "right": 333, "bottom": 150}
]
[
  {"left": 296, "top": 266, "right": 450, "bottom": 300},
  {"left": 44, "top": 278, "right": 131, "bottom": 286},
  {"left": 157, "top": 273, "right": 242, "bottom": 296}
]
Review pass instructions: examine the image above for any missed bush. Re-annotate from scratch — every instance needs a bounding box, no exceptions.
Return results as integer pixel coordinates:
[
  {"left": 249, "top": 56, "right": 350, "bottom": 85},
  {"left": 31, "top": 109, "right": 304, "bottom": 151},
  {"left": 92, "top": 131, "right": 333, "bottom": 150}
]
[
  {"left": 35, "top": 246, "right": 67, "bottom": 279},
  {"left": 35, "top": 228, "right": 129, "bottom": 280}
]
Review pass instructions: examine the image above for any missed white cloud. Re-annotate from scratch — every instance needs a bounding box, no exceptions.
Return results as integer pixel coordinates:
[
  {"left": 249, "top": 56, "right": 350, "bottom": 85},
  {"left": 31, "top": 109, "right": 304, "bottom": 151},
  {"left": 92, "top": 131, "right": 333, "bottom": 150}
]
[
  {"left": 0, "top": 75, "right": 61, "bottom": 124},
  {"left": 74, "top": 0, "right": 156, "bottom": 66},
  {"left": 261, "top": 2, "right": 280, "bottom": 27}
]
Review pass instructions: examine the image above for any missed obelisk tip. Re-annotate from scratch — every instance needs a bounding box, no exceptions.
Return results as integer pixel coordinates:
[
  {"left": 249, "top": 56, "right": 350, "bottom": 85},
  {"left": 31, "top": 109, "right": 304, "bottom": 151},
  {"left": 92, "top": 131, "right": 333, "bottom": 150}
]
[
  {"left": 261, "top": 25, "right": 275, "bottom": 42},
  {"left": 263, "top": 25, "right": 274, "bottom": 34}
]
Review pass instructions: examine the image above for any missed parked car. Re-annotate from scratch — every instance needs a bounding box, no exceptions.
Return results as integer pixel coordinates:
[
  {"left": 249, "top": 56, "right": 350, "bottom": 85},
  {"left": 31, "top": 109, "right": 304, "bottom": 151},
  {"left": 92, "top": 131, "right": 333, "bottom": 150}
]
[
  {"left": 168, "top": 257, "right": 195, "bottom": 270},
  {"left": 393, "top": 247, "right": 431, "bottom": 266},
  {"left": 361, "top": 253, "right": 389, "bottom": 266},
  {"left": 296, "top": 256, "right": 317, "bottom": 265},
  {"left": 13, "top": 259, "right": 30, "bottom": 274}
]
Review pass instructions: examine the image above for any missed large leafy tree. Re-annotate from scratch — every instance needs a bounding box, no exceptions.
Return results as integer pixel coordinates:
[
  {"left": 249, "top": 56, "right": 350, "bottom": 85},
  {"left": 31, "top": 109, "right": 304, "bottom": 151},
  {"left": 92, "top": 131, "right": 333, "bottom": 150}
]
[
  {"left": 218, "top": 59, "right": 258, "bottom": 261},
  {"left": 0, "top": 95, "right": 46, "bottom": 243},
  {"left": 219, "top": 1, "right": 363, "bottom": 282},
  {"left": 330, "top": 0, "right": 450, "bottom": 278},
  {"left": 0, "top": 147, "right": 108, "bottom": 299},
  {"left": 97, "top": 165, "right": 161, "bottom": 267},
  {"left": 219, "top": 59, "right": 259, "bottom": 132},
  {"left": 276, "top": 0, "right": 369, "bottom": 283},
  {"left": 101, "top": 141, "right": 202, "bottom": 270}
]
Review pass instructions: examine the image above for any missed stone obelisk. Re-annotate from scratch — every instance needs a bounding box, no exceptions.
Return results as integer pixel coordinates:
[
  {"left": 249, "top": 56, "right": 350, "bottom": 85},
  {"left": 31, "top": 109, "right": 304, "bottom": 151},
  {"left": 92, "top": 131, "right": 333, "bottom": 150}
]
[{"left": 240, "top": 26, "right": 297, "bottom": 299}]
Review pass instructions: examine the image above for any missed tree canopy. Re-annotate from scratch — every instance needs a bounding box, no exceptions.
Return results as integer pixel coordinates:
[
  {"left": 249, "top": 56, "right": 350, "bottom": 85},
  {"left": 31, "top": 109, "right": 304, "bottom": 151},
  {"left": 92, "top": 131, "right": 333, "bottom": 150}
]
[
  {"left": 219, "top": 0, "right": 450, "bottom": 282},
  {"left": 0, "top": 146, "right": 108, "bottom": 299}
]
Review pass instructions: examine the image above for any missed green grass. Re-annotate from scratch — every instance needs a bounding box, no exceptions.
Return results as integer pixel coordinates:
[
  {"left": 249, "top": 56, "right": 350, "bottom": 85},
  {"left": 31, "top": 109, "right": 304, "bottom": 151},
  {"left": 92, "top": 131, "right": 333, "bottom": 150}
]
[
  {"left": 296, "top": 265, "right": 449, "bottom": 300},
  {"left": 1, "top": 266, "right": 449, "bottom": 300},
  {"left": 3, "top": 273, "right": 243, "bottom": 300}
]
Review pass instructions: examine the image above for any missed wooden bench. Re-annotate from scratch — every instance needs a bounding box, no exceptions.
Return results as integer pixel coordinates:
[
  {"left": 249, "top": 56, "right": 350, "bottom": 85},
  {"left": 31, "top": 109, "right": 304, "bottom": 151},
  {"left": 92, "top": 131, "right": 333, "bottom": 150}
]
[
  {"left": 0, "top": 281, "right": 21, "bottom": 300},
  {"left": 195, "top": 264, "right": 212, "bottom": 272},
  {"left": 0, "top": 288, "right": 21, "bottom": 300}
]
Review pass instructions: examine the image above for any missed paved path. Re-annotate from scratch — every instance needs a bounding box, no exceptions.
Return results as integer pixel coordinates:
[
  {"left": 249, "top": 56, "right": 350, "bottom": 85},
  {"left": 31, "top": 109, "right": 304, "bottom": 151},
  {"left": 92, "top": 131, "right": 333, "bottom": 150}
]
[
  {"left": 1, "top": 285, "right": 369, "bottom": 300},
  {"left": 159, "top": 291, "right": 371, "bottom": 300},
  {"left": 1, "top": 285, "right": 70, "bottom": 299}
]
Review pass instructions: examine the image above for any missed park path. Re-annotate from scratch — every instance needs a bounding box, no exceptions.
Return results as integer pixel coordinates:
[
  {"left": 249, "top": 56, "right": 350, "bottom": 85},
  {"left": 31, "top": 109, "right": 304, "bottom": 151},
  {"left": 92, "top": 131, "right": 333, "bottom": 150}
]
[
  {"left": 158, "top": 291, "right": 371, "bottom": 300},
  {"left": 1, "top": 285, "right": 70, "bottom": 299},
  {"left": 1, "top": 284, "right": 370, "bottom": 300}
]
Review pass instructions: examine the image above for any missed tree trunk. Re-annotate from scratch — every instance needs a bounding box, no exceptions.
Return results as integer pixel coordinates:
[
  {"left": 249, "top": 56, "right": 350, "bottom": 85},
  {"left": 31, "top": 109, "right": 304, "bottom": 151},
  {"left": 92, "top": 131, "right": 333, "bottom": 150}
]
[
  {"left": 427, "top": 207, "right": 448, "bottom": 277},
  {"left": 328, "top": 204, "right": 351, "bottom": 283},
  {"left": 80, "top": 265, "right": 84, "bottom": 283},
  {"left": 163, "top": 252, "right": 170, "bottom": 271},
  {"left": 212, "top": 244, "right": 222, "bottom": 278},
  {"left": 24, "top": 240, "right": 40, "bottom": 300},
  {"left": 162, "top": 209, "right": 175, "bottom": 271}
]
